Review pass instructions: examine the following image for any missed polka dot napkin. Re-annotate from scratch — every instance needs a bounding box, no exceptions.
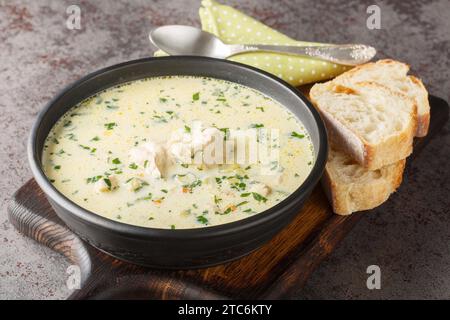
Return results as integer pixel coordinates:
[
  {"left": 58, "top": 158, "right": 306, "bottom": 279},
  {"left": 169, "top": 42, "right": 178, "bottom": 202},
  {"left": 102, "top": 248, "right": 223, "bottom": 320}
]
[{"left": 155, "top": 0, "right": 352, "bottom": 86}]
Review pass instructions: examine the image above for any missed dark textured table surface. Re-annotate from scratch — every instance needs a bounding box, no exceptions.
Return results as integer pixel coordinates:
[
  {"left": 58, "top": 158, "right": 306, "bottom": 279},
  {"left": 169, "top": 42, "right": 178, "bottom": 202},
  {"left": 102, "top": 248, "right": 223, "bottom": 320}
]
[{"left": 0, "top": 0, "right": 449, "bottom": 299}]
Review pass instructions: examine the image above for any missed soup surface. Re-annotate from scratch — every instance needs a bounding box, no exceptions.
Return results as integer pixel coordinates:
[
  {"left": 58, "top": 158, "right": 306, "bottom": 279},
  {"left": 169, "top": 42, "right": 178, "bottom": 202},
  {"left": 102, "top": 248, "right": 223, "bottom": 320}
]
[{"left": 42, "top": 76, "right": 314, "bottom": 229}]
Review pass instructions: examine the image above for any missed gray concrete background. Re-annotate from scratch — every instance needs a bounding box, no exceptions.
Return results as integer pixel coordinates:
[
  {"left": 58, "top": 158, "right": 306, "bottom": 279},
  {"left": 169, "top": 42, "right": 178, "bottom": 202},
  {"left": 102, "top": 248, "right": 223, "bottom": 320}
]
[{"left": 0, "top": 0, "right": 449, "bottom": 299}]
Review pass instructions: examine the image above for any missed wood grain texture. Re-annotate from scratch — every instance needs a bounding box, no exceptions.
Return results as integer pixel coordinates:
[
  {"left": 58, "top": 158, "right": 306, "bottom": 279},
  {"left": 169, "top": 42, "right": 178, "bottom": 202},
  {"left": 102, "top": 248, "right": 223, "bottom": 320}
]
[{"left": 7, "top": 95, "right": 448, "bottom": 300}]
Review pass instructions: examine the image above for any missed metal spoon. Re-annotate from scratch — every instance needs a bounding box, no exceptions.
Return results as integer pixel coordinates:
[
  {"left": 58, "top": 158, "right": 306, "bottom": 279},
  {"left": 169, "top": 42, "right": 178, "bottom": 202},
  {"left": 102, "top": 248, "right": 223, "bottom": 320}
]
[{"left": 149, "top": 25, "right": 376, "bottom": 66}]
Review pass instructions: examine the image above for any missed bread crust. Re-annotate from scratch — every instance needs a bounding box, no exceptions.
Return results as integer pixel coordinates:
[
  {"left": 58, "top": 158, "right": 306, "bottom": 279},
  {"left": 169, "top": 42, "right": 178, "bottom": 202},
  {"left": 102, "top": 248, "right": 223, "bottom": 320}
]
[
  {"left": 321, "top": 154, "right": 406, "bottom": 215},
  {"left": 310, "top": 81, "right": 417, "bottom": 170},
  {"left": 334, "top": 59, "right": 429, "bottom": 137},
  {"left": 338, "top": 59, "right": 410, "bottom": 81},
  {"left": 409, "top": 75, "right": 430, "bottom": 136}
]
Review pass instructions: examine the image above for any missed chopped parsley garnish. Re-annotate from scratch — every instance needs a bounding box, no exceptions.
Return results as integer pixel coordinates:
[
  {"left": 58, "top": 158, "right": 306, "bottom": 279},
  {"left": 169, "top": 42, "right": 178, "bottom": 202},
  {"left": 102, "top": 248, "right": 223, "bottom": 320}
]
[
  {"left": 152, "top": 110, "right": 176, "bottom": 123},
  {"left": 144, "top": 160, "right": 149, "bottom": 168},
  {"left": 112, "top": 158, "right": 121, "bottom": 164},
  {"left": 192, "top": 92, "right": 200, "bottom": 101},
  {"left": 219, "top": 128, "right": 230, "bottom": 140},
  {"left": 184, "top": 125, "right": 191, "bottom": 133},
  {"left": 63, "top": 120, "right": 72, "bottom": 127},
  {"left": 136, "top": 180, "right": 149, "bottom": 192},
  {"left": 170, "top": 224, "right": 176, "bottom": 229},
  {"left": 291, "top": 131, "right": 305, "bottom": 139},
  {"left": 65, "top": 133, "right": 76, "bottom": 141},
  {"left": 104, "top": 122, "right": 117, "bottom": 130},
  {"left": 182, "top": 179, "right": 202, "bottom": 193},
  {"left": 137, "top": 193, "right": 153, "bottom": 201},
  {"left": 236, "top": 201, "right": 249, "bottom": 207},
  {"left": 231, "top": 181, "right": 246, "bottom": 191},
  {"left": 252, "top": 192, "right": 268, "bottom": 203},
  {"left": 79, "top": 144, "right": 90, "bottom": 150},
  {"left": 86, "top": 175, "right": 102, "bottom": 183},
  {"left": 111, "top": 169, "right": 123, "bottom": 174},
  {"left": 197, "top": 216, "right": 208, "bottom": 225},
  {"left": 103, "top": 178, "right": 112, "bottom": 190},
  {"left": 159, "top": 97, "right": 168, "bottom": 103},
  {"left": 129, "top": 163, "right": 138, "bottom": 169},
  {"left": 161, "top": 189, "right": 168, "bottom": 193},
  {"left": 227, "top": 174, "right": 249, "bottom": 192},
  {"left": 250, "top": 123, "right": 264, "bottom": 128},
  {"left": 256, "top": 107, "right": 265, "bottom": 112},
  {"left": 54, "top": 165, "right": 61, "bottom": 170},
  {"left": 91, "top": 136, "right": 100, "bottom": 141},
  {"left": 240, "top": 193, "right": 251, "bottom": 197},
  {"left": 214, "top": 195, "right": 222, "bottom": 204}
]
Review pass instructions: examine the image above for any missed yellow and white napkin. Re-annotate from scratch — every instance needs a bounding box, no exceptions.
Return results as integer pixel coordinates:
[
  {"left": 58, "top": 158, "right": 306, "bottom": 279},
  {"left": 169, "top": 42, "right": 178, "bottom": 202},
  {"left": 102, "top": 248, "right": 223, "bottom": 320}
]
[{"left": 156, "top": 0, "right": 352, "bottom": 86}]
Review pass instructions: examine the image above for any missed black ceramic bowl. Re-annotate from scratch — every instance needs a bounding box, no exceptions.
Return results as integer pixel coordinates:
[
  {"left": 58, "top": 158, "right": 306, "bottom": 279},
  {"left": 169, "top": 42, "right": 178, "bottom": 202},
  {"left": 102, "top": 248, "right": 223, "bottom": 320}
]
[{"left": 28, "top": 56, "right": 327, "bottom": 269}]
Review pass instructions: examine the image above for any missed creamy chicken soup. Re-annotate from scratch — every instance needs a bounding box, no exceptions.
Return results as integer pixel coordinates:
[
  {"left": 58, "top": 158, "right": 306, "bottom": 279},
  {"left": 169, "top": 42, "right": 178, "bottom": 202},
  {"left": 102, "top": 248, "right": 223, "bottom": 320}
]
[{"left": 42, "top": 76, "right": 314, "bottom": 229}]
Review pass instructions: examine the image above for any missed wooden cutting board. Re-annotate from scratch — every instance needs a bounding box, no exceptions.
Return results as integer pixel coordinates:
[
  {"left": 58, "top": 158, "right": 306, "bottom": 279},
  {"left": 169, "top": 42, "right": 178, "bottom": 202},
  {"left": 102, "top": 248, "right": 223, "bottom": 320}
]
[{"left": 7, "top": 95, "right": 448, "bottom": 300}]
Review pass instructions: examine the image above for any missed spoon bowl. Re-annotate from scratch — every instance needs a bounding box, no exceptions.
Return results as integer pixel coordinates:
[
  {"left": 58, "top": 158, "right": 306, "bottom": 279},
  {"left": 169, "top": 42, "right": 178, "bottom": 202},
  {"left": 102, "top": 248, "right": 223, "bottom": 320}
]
[{"left": 150, "top": 25, "right": 231, "bottom": 59}]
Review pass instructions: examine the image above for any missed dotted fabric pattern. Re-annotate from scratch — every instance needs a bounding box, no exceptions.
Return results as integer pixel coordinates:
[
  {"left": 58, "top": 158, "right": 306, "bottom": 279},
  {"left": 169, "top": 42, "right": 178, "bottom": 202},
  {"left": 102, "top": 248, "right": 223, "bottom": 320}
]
[{"left": 155, "top": 0, "right": 352, "bottom": 86}]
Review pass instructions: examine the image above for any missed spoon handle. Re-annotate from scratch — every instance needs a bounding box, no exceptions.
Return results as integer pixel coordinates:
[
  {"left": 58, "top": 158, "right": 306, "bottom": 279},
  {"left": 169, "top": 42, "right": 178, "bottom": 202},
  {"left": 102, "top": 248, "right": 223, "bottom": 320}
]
[{"left": 227, "top": 44, "right": 376, "bottom": 66}]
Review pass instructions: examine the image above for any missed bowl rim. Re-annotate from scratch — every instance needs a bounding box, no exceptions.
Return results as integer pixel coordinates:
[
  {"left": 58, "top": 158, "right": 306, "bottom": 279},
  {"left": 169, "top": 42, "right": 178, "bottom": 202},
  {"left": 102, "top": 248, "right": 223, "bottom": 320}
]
[{"left": 28, "top": 56, "right": 328, "bottom": 240}]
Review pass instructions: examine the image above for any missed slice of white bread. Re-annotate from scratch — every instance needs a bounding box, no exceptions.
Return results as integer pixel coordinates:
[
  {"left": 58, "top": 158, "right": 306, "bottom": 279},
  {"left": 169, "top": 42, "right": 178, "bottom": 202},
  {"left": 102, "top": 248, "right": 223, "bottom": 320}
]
[
  {"left": 322, "top": 148, "right": 405, "bottom": 215},
  {"left": 333, "top": 59, "right": 430, "bottom": 137},
  {"left": 310, "top": 81, "right": 417, "bottom": 170}
]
